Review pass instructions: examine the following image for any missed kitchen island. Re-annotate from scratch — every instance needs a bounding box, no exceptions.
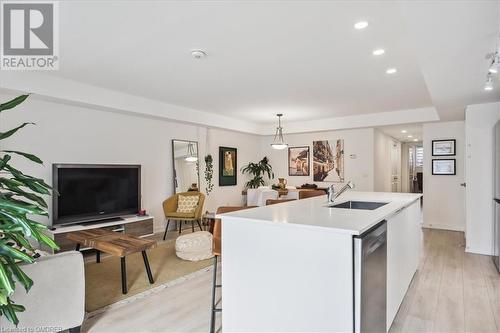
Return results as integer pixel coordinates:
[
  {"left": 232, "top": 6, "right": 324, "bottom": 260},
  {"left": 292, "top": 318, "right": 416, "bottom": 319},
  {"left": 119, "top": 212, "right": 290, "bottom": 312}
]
[{"left": 220, "top": 191, "right": 422, "bottom": 332}]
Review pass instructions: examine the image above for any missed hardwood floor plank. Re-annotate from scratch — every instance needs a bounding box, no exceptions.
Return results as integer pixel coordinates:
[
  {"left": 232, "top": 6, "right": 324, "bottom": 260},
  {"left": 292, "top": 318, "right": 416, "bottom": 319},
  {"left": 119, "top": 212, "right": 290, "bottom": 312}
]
[
  {"left": 432, "top": 231, "right": 465, "bottom": 333},
  {"left": 400, "top": 230, "right": 446, "bottom": 332},
  {"left": 478, "top": 255, "right": 500, "bottom": 332},
  {"left": 463, "top": 253, "right": 497, "bottom": 333}
]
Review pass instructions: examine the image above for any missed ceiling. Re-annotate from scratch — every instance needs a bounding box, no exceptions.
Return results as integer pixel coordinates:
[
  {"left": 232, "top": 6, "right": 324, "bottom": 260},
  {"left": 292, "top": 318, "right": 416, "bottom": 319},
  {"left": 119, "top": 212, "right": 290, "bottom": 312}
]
[
  {"left": 1, "top": 1, "right": 500, "bottom": 133},
  {"left": 378, "top": 124, "right": 423, "bottom": 143}
]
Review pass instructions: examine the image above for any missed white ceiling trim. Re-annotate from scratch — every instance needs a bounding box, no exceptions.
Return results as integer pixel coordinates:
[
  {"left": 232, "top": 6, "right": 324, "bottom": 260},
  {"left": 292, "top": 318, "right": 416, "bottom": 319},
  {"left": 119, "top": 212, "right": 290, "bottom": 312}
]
[
  {"left": 0, "top": 71, "right": 260, "bottom": 134},
  {"left": 0, "top": 72, "right": 439, "bottom": 135},
  {"left": 262, "top": 107, "right": 440, "bottom": 135}
]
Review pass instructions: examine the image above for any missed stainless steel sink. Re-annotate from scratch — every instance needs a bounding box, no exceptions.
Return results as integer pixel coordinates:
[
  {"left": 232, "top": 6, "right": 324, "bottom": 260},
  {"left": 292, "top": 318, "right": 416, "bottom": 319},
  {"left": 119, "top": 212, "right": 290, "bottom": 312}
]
[{"left": 330, "top": 201, "right": 389, "bottom": 210}]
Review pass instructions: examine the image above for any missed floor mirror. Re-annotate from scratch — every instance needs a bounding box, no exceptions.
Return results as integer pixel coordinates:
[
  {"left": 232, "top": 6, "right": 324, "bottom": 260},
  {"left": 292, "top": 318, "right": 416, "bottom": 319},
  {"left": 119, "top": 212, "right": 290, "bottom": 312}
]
[{"left": 172, "top": 140, "right": 200, "bottom": 193}]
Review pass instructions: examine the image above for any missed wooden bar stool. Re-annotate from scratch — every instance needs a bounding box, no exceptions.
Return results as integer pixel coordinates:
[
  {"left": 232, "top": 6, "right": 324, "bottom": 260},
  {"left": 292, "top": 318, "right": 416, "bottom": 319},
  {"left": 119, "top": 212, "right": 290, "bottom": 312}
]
[{"left": 210, "top": 206, "right": 256, "bottom": 333}]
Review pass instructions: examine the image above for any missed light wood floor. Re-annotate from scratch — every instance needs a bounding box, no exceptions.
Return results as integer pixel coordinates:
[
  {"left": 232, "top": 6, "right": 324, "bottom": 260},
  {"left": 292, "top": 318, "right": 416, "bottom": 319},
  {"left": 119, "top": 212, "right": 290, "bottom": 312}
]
[
  {"left": 391, "top": 229, "right": 500, "bottom": 333},
  {"left": 82, "top": 229, "right": 500, "bottom": 333}
]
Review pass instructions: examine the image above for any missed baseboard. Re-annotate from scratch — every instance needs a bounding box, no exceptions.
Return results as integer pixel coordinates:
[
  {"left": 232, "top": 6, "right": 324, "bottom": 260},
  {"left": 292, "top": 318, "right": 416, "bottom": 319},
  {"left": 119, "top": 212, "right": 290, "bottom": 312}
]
[
  {"left": 465, "top": 247, "right": 495, "bottom": 256},
  {"left": 422, "top": 223, "right": 464, "bottom": 232}
]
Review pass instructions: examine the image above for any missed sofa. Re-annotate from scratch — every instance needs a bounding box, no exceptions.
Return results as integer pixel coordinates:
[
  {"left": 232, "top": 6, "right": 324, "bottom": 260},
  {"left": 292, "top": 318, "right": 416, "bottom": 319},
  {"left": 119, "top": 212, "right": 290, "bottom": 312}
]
[{"left": 0, "top": 251, "right": 85, "bottom": 333}]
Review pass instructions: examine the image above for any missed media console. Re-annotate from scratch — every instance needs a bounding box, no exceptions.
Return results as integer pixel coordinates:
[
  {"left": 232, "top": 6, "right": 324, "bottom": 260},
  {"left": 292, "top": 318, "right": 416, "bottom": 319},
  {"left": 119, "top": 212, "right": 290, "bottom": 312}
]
[{"left": 45, "top": 215, "right": 154, "bottom": 253}]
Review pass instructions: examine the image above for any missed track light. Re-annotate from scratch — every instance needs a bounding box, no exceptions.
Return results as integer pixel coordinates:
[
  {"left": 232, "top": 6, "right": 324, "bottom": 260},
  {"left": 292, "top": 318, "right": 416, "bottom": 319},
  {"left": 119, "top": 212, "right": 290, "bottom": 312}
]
[
  {"left": 489, "top": 54, "right": 499, "bottom": 74},
  {"left": 485, "top": 74, "right": 494, "bottom": 91}
]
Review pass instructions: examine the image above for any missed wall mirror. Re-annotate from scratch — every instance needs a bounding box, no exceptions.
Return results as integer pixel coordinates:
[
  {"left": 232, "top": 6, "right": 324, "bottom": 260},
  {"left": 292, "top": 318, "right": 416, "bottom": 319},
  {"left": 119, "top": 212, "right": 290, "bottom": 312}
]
[{"left": 172, "top": 140, "right": 200, "bottom": 193}]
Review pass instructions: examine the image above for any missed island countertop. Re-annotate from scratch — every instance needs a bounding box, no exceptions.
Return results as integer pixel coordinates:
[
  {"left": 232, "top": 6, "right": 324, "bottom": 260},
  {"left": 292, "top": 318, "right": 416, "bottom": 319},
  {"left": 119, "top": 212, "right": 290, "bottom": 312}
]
[{"left": 220, "top": 191, "right": 422, "bottom": 235}]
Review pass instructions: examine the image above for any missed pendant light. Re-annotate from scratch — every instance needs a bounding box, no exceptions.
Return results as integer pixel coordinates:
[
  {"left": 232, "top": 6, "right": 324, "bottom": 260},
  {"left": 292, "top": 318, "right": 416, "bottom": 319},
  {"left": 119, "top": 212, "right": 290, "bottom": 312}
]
[
  {"left": 185, "top": 141, "right": 198, "bottom": 162},
  {"left": 271, "top": 113, "right": 288, "bottom": 150}
]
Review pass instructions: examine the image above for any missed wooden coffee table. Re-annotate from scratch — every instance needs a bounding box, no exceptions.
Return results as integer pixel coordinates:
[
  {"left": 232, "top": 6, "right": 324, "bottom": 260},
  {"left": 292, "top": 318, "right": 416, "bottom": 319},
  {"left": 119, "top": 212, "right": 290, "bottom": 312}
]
[{"left": 67, "top": 229, "right": 157, "bottom": 294}]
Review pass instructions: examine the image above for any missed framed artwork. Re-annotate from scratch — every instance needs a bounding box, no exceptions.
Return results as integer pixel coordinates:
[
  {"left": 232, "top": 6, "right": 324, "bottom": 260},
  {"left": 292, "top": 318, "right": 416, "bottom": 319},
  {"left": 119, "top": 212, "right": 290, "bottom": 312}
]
[
  {"left": 432, "top": 159, "right": 456, "bottom": 175},
  {"left": 219, "top": 146, "right": 237, "bottom": 186},
  {"left": 313, "top": 139, "right": 344, "bottom": 182},
  {"left": 432, "top": 139, "right": 456, "bottom": 156},
  {"left": 288, "top": 146, "right": 310, "bottom": 176}
]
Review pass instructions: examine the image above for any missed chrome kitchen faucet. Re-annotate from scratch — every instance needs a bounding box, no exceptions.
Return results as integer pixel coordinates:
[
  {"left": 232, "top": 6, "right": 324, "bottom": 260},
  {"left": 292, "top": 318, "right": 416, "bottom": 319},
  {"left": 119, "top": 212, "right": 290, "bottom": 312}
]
[{"left": 327, "top": 181, "right": 355, "bottom": 203}]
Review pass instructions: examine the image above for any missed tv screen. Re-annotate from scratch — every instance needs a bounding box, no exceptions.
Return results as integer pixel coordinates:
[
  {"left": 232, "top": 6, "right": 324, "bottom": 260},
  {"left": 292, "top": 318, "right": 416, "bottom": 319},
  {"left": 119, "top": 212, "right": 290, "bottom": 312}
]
[{"left": 52, "top": 164, "right": 141, "bottom": 226}]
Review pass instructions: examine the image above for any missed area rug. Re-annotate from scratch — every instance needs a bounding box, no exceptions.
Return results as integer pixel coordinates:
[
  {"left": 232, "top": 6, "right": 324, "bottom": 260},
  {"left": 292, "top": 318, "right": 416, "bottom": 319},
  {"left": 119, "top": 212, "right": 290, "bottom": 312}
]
[{"left": 84, "top": 239, "right": 212, "bottom": 312}]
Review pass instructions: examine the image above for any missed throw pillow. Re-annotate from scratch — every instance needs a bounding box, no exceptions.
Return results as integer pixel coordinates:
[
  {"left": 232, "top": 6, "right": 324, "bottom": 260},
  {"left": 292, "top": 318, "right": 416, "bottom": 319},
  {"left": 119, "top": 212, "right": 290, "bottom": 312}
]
[{"left": 177, "top": 195, "right": 199, "bottom": 213}]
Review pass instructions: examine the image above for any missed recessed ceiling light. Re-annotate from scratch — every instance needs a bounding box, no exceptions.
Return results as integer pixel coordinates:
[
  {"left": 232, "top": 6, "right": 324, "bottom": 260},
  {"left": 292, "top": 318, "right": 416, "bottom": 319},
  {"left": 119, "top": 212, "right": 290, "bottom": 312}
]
[
  {"left": 386, "top": 68, "right": 397, "bottom": 74},
  {"left": 407, "top": 135, "right": 413, "bottom": 138},
  {"left": 401, "top": 130, "right": 407, "bottom": 133},
  {"left": 191, "top": 49, "right": 207, "bottom": 59},
  {"left": 413, "top": 138, "right": 418, "bottom": 142},
  {"left": 354, "top": 21, "right": 368, "bottom": 30},
  {"left": 373, "top": 48, "right": 385, "bottom": 56}
]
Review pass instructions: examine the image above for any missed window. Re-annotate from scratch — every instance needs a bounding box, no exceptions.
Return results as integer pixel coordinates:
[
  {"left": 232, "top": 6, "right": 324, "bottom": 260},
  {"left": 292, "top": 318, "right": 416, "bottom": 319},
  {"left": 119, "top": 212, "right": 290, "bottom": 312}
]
[{"left": 416, "top": 146, "right": 424, "bottom": 167}]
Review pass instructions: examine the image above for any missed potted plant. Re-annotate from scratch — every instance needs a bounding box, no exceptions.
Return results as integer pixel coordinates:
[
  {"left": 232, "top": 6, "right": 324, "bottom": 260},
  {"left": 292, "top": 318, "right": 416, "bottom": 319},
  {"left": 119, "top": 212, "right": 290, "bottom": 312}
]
[
  {"left": 0, "top": 95, "right": 59, "bottom": 325},
  {"left": 241, "top": 156, "right": 274, "bottom": 189},
  {"left": 204, "top": 154, "right": 214, "bottom": 196}
]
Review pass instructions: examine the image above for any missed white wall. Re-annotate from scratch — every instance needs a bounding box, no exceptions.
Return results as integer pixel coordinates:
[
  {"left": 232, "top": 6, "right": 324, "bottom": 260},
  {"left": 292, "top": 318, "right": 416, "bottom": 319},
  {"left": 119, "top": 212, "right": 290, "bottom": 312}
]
[
  {"left": 423, "top": 121, "right": 466, "bottom": 232},
  {"left": 0, "top": 93, "right": 260, "bottom": 232},
  {"left": 260, "top": 128, "right": 375, "bottom": 191},
  {"left": 465, "top": 102, "right": 500, "bottom": 255}
]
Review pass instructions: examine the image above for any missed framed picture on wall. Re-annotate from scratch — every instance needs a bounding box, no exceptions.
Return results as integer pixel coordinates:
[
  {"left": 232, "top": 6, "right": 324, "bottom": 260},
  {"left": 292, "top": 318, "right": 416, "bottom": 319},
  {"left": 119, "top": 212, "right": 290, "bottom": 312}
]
[
  {"left": 288, "top": 146, "right": 310, "bottom": 176},
  {"left": 432, "top": 139, "right": 456, "bottom": 156},
  {"left": 432, "top": 159, "right": 456, "bottom": 175},
  {"left": 219, "top": 146, "right": 237, "bottom": 186},
  {"left": 313, "top": 139, "right": 344, "bottom": 182}
]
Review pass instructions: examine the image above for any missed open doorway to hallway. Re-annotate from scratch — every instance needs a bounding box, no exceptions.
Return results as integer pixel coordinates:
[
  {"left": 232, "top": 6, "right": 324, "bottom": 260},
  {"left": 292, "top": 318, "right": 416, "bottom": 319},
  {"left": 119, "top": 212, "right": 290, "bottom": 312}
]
[
  {"left": 377, "top": 124, "right": 423, "bottom": 194},
  {"left": 404, "top": 143, "right": 424, "bottom": 193}
]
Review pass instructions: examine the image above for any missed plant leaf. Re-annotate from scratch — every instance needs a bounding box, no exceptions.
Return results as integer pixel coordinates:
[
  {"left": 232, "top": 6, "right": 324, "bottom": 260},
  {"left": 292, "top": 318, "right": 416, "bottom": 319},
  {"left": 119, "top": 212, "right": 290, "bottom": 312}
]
[
  {"left": 0, "top": 155, "right": 12, "bottom": 170},
  {"left": 0, "top": 261, "right": 15, "bottom": 295},
  {"left": 0, "top": 292, "right": 7, "bottom": 306},
  {"left": 0, "top": 302, "right": 20, "bottom": 326},
  {"left": 0, "top": 241, "right": 35, "bottom": 264},
  {"left": 0, "top": 95, "right": 29, "bottom": 113},
  {"left": 4, "top": 258, "right": 33, "bottom": 292},
  {"left": 0, "top": 197, "right": 48, "bottom": 216},
  {"left": 0, "top": 123, "right": 34, "bottom": 141},
  {"left": 2, "top": 151, "right": 43, "bottom": 164},
  {"left": 36, "top": 232, "right": 59, "bottom": 251}
]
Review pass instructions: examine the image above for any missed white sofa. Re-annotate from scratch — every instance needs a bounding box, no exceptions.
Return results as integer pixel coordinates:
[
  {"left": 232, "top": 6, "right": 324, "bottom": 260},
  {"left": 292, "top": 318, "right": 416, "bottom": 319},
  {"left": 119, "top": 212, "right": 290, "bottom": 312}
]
[
  {"left": 247, "top": 186, "right": 279, "bottom": 206},
  {"left": 0, "top": 251, "right": 85, "bottom": 333}
]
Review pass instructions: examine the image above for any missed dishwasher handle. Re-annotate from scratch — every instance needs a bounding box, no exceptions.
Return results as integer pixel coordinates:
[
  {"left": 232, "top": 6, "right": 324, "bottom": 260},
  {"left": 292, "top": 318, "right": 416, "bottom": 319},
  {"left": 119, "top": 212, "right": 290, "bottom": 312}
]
[{"left": 365, "top": 235, "right": 386, "bottom": 255}]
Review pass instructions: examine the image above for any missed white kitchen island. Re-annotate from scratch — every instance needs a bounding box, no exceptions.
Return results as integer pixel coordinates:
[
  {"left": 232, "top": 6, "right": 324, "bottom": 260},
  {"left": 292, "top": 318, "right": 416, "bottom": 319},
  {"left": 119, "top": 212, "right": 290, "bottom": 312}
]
[{"left": 220, "top": 191, "right": 422, "bottom": 332}]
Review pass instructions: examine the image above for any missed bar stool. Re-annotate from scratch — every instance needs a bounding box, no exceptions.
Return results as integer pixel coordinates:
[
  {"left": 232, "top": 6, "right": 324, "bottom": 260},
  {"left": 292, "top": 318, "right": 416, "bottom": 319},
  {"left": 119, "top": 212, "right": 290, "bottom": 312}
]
[{"left": 210, "top": 206, "right": 256, "bottom": 333}]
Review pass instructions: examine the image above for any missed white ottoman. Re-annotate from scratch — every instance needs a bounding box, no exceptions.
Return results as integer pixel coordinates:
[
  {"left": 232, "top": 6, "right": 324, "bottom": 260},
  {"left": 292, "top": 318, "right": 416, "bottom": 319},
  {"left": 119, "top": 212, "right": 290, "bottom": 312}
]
[{"left": 175, "top": 231, "right": 214, "bottom": 261}]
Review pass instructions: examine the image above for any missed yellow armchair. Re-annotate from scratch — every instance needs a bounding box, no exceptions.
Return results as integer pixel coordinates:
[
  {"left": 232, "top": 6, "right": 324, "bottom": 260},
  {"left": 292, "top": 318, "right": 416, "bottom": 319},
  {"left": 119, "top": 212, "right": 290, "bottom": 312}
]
[{"left": 162, "top": 191, "right": 205, "bottom": 240}]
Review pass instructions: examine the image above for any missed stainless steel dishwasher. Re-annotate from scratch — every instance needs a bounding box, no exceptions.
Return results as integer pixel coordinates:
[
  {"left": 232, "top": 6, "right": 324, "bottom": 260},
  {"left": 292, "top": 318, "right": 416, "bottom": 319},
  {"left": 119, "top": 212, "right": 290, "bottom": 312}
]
[{"left": 354, "top": 221, "right": 387, "bottom": 333}]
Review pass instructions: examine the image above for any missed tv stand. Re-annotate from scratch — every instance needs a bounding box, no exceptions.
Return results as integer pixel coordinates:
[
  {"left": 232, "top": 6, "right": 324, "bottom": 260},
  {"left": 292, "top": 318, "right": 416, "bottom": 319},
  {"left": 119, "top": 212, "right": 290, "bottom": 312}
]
[
  {"left": 77, "top": 216, "right": 125, "bottom": 226},
  {"left": 46, "top": 215, "right": 154, "bottom": 253}
]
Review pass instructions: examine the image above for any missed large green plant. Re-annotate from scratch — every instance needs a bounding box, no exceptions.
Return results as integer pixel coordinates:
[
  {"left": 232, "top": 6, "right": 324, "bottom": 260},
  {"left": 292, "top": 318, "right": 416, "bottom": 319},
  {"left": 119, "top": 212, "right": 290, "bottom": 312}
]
[
  {"left": 0, "top": 95, "right": 59, "bottom": 325},
  {"left": 241, "top": 156, "right": 274, "bottom": 189}
]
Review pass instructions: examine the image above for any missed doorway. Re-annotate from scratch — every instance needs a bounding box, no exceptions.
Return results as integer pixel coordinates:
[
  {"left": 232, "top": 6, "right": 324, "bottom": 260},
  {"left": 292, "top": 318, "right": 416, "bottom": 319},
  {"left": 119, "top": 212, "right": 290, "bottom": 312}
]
[
  {"left": 390, "top": 141, "right": 402, "bottom": 192},
  {"left": 406, "top": 143, "right": 423, "bottom": 193}
]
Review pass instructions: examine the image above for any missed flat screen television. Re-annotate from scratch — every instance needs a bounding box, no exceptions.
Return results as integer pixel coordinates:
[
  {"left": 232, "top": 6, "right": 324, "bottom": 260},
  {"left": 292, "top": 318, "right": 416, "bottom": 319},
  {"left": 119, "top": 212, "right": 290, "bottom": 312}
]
[{"left": 52, "top": 164, "right": 141, "bottom": 226}]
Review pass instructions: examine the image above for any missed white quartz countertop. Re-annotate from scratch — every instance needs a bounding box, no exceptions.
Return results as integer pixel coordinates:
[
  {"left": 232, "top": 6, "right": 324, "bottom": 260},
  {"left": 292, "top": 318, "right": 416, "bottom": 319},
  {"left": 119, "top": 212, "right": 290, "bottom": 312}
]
[{"left": 220, "top": 191, "right": 422, "bottom": 235}]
